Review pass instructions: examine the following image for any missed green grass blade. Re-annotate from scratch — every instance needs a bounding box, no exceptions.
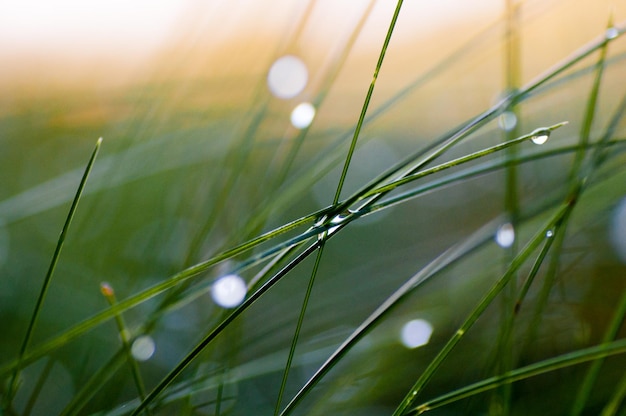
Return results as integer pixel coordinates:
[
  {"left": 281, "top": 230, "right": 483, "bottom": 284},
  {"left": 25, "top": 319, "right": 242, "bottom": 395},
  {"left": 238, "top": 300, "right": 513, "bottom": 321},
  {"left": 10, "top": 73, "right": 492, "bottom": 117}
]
[
  {"left": 407, "top": 338, "right": 626, "bottom": 415},
  {"left": 274, "top": 243, "right": 326, "bottom": 415},
  {"left": 3, "top": 137, "right": 102, "bottom": 410},
  {"left": 278, "top": 217, "right": 501, "bottom": 415},
  {"left": 362, "top": 122, "right": 568, "bottom": 197},
  {"left": 99, "top": 283, "right": 149, "bottom": 410},
  {"left": 392, "top": 203, "right": 571, "bottom": 416},
  {"left": 571, "top": 287, "right": 626, "bottom": 415},
  {"left": 0, "top": 210, "right": 327, "bottom": 378},
  {"left": 129, "top": 241, "right": 322, "bottom": 416},
  {"left": 60, "top": 350, "right": 126, "bottom": 416},
  {"left": 332, "top": 0, "right": 404, "bottom": 205}
]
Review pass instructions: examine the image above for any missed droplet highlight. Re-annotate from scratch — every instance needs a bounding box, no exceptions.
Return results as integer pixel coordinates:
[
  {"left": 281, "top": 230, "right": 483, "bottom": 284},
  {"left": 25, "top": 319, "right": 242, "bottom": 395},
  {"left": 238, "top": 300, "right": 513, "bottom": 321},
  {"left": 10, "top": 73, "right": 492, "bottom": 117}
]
[
  {"left": 531, "top": 130, "right": 550, "bottom": 145},
  {"left": 290, "top": 102, "right": 315, "bottom": 129},
  {"left": 495, "top": 223, "right": 515, "bottom": 248},
  {"left": 606, "top": 27, "right": 619, "bottom": 40},
  {"left": 267, "top": 55, "right": 308, "bottom": 99},
  {"left": 498, "top": 111, "right": 517, "bottom": 132},
  {"left": 211, "top": 274, "right": 247, "bottom": 308},
  {"left": 400, "top": 319, "right": 433, "bottom": 349},
  {"left": 131, "top": 335, "right": 156, "bottom": 361},
  {"left": 546, "top": 229, "right": 554, "bottom": 238}
]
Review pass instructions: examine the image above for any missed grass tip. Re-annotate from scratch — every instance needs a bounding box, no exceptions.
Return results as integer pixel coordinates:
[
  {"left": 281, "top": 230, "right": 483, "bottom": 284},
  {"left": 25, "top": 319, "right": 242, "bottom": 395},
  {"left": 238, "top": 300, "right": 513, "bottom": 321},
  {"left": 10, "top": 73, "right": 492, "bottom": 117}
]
[{"left": 100, "top": 281, "right": 115, "bottom": 298}]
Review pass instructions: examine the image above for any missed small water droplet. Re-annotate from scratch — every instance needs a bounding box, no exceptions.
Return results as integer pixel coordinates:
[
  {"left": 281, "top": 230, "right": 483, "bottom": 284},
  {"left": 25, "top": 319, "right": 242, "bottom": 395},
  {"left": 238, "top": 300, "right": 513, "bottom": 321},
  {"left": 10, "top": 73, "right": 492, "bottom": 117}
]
[
  {"left": 290, "top": 102, "right": 315, "bottom": 129},
  {"left": 131, "top": 335, "right": 156, "bottom": 361},
  {"left": 267, "top": 55, "right": 308, "bottom": 99},
  {"left": 531, "top": 129, "right": 550, "bottom": 145},
  {"left": 211, "top": 274, "right": 247, "bottom": 308},
  {"left": 498, "top": 111, "right": 517, "bottom": 132},
  {"left": 606, "top": 27, "right": 619, "bottom": 40},
  {"left": 546, "top": 229, "right": 554, "bottom": 238},
  {"left": 328, "top": 210, "right": 351, "bottom": 235},
  {"left": 495, "top": 223, "right": 515, "bottom": 248}
]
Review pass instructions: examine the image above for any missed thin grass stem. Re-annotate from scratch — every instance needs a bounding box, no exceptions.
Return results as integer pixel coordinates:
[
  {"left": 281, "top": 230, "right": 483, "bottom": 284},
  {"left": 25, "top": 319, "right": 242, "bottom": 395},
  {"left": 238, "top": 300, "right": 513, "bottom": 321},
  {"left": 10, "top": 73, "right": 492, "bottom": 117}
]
[
  {"left": 3, "top": 137, "right": 102, "bottom": 410},
  {"left": 392, "top": 203, "right": 571, "bottom": 415},
  {"left": 407, "top": 338, "right": 626, "bottom": 415},
  {"left": 332, "top": 0, "right": 404, "bottom": 205}
]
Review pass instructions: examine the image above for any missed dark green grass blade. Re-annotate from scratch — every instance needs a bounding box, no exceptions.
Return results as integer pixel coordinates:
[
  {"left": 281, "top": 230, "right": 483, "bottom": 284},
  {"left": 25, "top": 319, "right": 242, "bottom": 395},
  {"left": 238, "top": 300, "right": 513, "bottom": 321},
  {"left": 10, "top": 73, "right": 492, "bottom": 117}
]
[
  {"left": 392, "top": 203, "right": 571, "bottom": 416},
  {"left": 332, "top": 0, "right": 404, "bottom": 204},
  {"left": 3, "top": 137, "right": 102, "bottom": 410},
  {"left": 274, "top": 243, "right": 326, "bottom": 415},
  {"left": 128, "top": 241, "right": 322, "bottom": 416},
  {"left": 571, "top": 288, "right": 626, "bottom": 416},
  {"left": 278, "top": 217, "right": 502, "bottom": 415},
  {"left": 406, "top": 338, "right": 626, "bottom": 415}
]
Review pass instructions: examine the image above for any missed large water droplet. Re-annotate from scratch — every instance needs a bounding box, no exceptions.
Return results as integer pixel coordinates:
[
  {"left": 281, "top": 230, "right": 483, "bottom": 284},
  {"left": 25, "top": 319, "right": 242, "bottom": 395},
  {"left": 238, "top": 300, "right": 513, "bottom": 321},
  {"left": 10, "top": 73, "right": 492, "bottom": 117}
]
[
  {"left": 131, "top": 335, "right": 156, "bottom": 361},
  {"left": 211, "top": 274, "right": 247, "bottom": 308},
  {"left": 610, "top": 197, "right": 626, "bottom": 264},
  {"left": 267, "top": 55, "right": 308, "bottom": 99},
  {"left": 400, "top": 319, "right": 433, "bottom": 349},
  {"left": 531, "top": 129, "right": 550, "bottom": 145},
  {"left": 290, "top": 102, "right": 315, "bottom": 129},
  {"left": 495, "top": 223, "right": 515, "bottom": 248},
  {"left": 498, "top": 111, "right": 517, "bottom": 132}
]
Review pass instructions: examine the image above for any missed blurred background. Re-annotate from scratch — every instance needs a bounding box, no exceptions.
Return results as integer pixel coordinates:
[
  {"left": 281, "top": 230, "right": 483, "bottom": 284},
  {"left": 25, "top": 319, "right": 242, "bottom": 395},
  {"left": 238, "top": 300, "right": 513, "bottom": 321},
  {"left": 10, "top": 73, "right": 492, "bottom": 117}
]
[{"left": 1, "top": 0, "right": 626, "bottom": 414}]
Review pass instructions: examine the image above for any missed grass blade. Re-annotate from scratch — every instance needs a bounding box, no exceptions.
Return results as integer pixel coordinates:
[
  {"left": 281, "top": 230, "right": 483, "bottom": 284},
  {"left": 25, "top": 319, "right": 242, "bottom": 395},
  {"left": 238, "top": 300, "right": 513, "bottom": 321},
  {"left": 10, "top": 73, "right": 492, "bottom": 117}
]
[{"left": 3, "top": 137, "right": 102, "bottom": 410}]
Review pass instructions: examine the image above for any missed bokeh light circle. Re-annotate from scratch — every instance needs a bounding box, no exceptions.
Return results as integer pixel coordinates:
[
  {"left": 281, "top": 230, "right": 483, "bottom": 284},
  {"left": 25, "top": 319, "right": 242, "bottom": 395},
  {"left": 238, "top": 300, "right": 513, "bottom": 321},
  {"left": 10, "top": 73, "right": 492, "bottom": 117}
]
[{"left": 267, "top": 55, "right": 308, "bottom": 99}]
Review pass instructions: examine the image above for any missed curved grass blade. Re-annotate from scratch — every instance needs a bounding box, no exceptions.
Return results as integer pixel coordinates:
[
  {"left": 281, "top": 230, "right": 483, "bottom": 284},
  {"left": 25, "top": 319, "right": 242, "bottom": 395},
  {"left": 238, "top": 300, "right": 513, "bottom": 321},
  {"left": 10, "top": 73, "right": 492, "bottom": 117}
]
[
  {"left": 406, "top": 338, "right": 626, "bottom": 415},
  {"left": 392, "top": 203, "right": 571, "bottom": 416},
  {"left": 278, "top": 217, "right": 502, "bottom": 415},
  {"left": 3, "top": 137, "right": 102, "bottom": 410},
  {"left": 362, "top": 122, "right": 568, "bottom": 197}
]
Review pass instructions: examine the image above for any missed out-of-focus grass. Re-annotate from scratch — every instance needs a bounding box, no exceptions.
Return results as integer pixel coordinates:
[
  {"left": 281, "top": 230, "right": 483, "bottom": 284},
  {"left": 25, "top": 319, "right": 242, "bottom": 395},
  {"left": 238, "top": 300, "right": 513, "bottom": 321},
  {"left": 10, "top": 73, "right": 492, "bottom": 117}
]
[{"left": 1, "top": 1, "right": 626, "bottom": 415}]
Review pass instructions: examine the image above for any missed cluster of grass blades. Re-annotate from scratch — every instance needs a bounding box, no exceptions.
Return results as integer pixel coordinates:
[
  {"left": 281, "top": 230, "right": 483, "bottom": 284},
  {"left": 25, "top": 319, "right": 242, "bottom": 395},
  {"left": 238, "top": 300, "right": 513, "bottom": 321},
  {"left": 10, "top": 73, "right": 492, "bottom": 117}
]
[{"left": 2, "top": 0, "right": 626, "bottom": 415}]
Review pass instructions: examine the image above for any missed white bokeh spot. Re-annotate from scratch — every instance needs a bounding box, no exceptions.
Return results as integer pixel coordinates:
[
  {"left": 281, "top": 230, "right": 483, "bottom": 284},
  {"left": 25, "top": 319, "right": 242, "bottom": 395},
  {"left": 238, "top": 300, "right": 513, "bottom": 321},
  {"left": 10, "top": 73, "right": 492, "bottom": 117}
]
[
  {"left": 610, "top": 197, "right": 626, "bottom": 263},
  {"left": 400, "top": 319, "right": 433, "bottom": 349},
  {"left": 496, "top": 223, "right": 515, "bottom": 248},
  {"left": 267, "top": 55, "right": 308, "bottom": 99},
  {"left": 290, "top": 102, "right": 315, "bottom": 129},
  {"left": 211, "top": 274, "right": 247, "bottom": 308},
  {"left": 131, "top": 335, "right": 156, "bottom": 362}
]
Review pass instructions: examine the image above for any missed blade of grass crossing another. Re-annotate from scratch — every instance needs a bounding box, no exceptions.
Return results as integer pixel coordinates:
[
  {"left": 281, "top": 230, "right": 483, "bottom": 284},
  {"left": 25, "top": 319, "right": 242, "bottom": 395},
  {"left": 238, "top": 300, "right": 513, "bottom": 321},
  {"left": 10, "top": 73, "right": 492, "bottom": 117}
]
[{"left": 392, "top": 203, "right": 571, "bottom": 416}]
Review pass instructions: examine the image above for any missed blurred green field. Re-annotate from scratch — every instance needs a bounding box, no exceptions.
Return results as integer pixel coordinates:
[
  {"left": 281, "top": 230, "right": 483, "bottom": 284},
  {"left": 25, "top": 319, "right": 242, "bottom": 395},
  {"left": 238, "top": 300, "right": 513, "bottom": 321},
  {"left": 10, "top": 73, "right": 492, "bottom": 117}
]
[{"left": 1, "top": 1, "right": 626, "bottom": 415}]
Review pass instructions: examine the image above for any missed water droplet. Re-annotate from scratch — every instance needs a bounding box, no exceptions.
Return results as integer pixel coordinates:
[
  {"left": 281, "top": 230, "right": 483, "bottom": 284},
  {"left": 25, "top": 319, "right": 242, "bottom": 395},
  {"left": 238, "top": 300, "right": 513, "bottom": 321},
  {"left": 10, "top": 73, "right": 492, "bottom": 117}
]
[
  {"left": 606, "top": 27, "right": 619, "bottom": 40},
  {"left": 495, "top": 223, "right": 515, "bottom": 248},
  {"left": 131, "top": 335, "right": 156, "bottom": 361},
  {"left": 290, "top": 102, "right": 315, "bottom": 129},
  {"left": 267, "top": 55, "right": 308, "bottom": 99},
  {"left": 546, "top": 229, "right": 554, "bottom": 238},
  {"left": 498, "top": 111, "right": 517, "bottom": 132},
  {"left": 531, "top": 129, "right": 550, "bottom": 145},
  {"left": 400, "top": 319, "right": 433, "bottom": 349},
  {"left": 328, "top": 210, "right": 351, "bottom": 235},
  {"left": 610, "top": 197, "right": 626, "bottom": 264},
  {"left": 211, "top": 274, "right": 247, "bottom": 308}
]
